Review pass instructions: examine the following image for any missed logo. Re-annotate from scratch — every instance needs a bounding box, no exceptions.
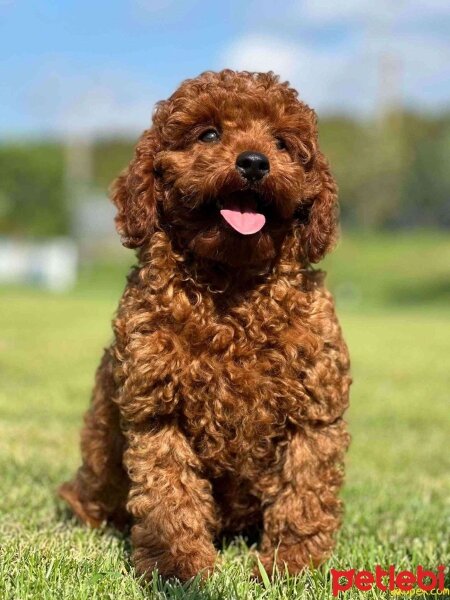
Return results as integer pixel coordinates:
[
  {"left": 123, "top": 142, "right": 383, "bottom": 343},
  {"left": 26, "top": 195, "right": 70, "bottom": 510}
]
[{"left": 331, "top": 565, "right": 447, "bottom": 596}]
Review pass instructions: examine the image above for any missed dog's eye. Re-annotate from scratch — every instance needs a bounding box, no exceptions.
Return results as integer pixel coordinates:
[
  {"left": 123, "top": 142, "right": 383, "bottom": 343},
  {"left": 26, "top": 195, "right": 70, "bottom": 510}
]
[
  {"left": 275, "top": 137, "right": 287, "bottom": 150},
  {"left": 199, "top": 129, "right": 220, "bottom": 143}
]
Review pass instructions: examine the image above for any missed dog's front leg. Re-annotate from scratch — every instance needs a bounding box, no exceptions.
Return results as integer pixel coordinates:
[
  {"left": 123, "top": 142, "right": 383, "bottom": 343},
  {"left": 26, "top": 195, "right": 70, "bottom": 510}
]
[
  {"left": 124, "top": 423, "right": 219, "bottom": 581},
  {"left": 258, "top": 419, "right": 350, "bottom": 575}
]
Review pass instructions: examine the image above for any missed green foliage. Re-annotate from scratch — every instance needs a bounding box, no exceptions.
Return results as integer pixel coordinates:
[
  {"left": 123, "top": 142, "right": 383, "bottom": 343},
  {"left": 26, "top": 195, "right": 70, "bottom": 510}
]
[
  {"left": 323, "top": 231, "right": 450, "bottom": 310},
  {"left": 0, "top": 142, "right": 67, "bottom": 236},
  {"left": 400, "top": 113, "right": 450, "bottom": 227},
  {"left": 0, "top": 234, "right": 449, "bottom": 598},
  {"left": 319, "top": 111, "right": 450, "bottom": 229},
  {"left": 1, "top": 112, "right": 450, "bottom": 237},
  {"left": 92, "top": 137, "right": 135, "bottom": 191}
]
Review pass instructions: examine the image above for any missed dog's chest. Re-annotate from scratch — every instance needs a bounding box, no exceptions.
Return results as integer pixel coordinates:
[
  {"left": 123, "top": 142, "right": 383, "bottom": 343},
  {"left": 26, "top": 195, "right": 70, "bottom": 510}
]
[
  {"left": 170, "top": 293, "right": 317, "bottom": 472},
  {"left": 121, "top": 272, "right": 348, "bottom": 474}
]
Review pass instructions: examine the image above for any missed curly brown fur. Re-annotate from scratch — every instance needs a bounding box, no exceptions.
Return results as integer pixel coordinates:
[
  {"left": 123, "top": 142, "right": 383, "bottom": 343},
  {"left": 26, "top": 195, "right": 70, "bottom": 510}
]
[{"left": 59, "top": 70, "right": 351, "bottom": 581}]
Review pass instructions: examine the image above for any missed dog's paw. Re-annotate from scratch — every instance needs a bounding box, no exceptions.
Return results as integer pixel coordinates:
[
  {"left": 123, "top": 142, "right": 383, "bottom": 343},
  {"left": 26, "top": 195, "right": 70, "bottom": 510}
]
[
  {"left": 133, "top": 547, "right": 219, "bottom": 582},
  {"left": 58, "top": 481, "right": 105, "bottom": 528}
]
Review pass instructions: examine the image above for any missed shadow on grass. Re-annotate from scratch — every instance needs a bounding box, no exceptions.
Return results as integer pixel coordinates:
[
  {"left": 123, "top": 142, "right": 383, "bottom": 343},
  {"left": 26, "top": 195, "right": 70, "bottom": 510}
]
[{"left": 388, "top": 276, "right": 450, "bottom": 307}]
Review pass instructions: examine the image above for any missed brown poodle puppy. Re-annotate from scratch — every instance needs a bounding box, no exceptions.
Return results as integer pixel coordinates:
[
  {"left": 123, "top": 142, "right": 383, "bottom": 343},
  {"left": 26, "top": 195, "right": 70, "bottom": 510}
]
[{"left": 59, "top": 69, "right": 351, "bottom": 581}]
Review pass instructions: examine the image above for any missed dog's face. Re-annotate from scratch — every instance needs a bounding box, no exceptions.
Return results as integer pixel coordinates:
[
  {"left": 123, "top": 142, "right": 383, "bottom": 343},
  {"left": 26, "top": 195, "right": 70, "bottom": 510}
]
[{"left": 112, "top": 70, "right": 338, "bottom": 266}]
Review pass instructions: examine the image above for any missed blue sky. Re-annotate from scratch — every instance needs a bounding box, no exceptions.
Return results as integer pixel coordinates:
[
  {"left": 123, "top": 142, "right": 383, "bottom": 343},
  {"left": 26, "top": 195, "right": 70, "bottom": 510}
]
[{"left": 1, "top": 0, "right": 449, "bottom": 138}]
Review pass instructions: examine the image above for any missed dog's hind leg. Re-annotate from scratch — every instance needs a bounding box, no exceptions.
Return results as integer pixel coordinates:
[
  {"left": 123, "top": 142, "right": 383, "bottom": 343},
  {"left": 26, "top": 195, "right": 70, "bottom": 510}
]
[{"left": 58, "top": 348, "right": 129, "bottom": 529}]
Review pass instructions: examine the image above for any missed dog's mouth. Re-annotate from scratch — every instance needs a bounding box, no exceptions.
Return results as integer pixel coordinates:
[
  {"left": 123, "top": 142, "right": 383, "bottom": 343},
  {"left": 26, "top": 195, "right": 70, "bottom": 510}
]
[{"left": 216, "top": 191, "right": 267, "bottom": 236}]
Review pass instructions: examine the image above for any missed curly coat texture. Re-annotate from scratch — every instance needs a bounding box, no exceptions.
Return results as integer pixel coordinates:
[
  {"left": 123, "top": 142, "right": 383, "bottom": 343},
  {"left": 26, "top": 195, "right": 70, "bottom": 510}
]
[{"left": 59, "top": 70, "right": 351, "bottom": 581}]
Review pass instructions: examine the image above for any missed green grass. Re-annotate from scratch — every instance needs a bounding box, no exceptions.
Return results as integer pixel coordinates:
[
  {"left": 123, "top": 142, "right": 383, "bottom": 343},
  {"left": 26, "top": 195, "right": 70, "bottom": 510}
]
[{"left": 1, "top": 232, "right": 449, "bottom": 599}]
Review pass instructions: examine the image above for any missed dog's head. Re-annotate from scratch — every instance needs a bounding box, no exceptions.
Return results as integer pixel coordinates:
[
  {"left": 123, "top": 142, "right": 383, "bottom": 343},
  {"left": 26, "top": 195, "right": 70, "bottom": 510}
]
[{"left": 111, "top": 70, "right": 338, "bottom": 266}]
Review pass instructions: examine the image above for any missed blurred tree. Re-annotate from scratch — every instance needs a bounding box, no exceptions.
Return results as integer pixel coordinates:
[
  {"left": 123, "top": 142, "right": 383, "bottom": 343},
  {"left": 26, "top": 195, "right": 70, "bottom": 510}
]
[
  {"left": 0, "top": 143, "right": 66, "bottom": 236},
  {"left": 1, "top": 114, "right": 449, "bottom": 237},
  {"left": 319, "top": 116, "right": 370, "bottom": 228},
  {"left": 92, "top": 138, "right": 135, "bottom": 191},
  {"left": 399, "top": 113, "right": 450, "bottom": 228}
]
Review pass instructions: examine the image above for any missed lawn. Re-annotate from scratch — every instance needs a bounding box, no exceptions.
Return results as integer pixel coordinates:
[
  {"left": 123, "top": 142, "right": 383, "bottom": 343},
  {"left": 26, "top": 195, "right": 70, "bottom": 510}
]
[{"left": 1, "top": 232, "right": 449, "bottom": 599}]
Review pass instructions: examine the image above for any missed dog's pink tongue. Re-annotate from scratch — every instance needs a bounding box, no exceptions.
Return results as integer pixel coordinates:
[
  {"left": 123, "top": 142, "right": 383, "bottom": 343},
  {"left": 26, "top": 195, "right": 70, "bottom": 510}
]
[{"left": 220, "top": 201, "right": 265, "bottom": 235}]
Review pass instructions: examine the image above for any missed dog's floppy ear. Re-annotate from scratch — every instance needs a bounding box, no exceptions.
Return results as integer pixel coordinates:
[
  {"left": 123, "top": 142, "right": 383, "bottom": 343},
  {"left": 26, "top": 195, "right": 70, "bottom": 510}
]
[
  {"left": 110, "top": 128, "right": 159, "bottom": 249},
  {"left": 300, "top": 149, "right": 338, "bottom": 264}
]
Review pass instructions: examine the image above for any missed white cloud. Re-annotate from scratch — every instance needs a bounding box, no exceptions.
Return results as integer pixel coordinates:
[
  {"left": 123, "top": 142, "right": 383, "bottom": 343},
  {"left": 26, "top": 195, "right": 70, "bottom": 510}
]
[
  {"left": 390, "top": 35, "right": 450, "bottom": 107},
  {"left": 220, "top": 34, "right": 375, "bottom": 114},
  {"left": 220, "top": 0, "right": 450, "bottom": 116},
  {"left": 222, "top": 35, "right": 300, "bottom": 81},
  {"left": 301, "top": 0, "right": 450, "bottom": 25},
  {"left": 27, "top": 64, "right": 157, "bottom": 137},
  {"left": 301, "top": 0, "right": 393, "bottom": 24},
  {"left": 59, "top": 84, "right": 154, "bottom": 137}
]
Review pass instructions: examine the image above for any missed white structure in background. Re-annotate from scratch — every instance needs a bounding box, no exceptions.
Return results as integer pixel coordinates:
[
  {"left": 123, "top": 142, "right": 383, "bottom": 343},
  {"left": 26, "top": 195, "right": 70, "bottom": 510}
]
[
  {"left": 65, "top": 138, "right": 123, "bottom": 261},
  {"left": 72, "top": 192, "right": 118, "bottom": 258},
  {"left": 0, "top": 237, "right": 78, "bottom": 291}
]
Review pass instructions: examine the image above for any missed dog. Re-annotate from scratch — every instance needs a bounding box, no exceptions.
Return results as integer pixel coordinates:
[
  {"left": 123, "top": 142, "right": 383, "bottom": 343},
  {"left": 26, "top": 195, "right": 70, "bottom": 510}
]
[{"left": 59, "top": 69, "right": 351, "bottom": 581}]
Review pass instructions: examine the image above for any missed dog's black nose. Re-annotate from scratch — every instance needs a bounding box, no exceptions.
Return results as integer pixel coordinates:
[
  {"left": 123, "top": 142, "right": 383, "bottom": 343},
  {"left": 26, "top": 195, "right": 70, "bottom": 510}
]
[{"left": 236, "top": 151, "right": 270, "bottom": 182}]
